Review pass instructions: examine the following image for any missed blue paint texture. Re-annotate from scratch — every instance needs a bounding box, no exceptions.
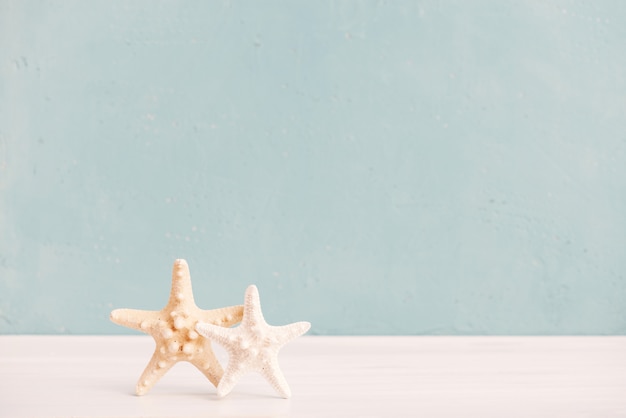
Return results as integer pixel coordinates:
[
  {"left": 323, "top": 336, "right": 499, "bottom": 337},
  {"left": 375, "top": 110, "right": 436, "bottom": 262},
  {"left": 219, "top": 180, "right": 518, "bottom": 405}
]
[{"left": 1, "top": 1, "right": 625, "bottom": 335}]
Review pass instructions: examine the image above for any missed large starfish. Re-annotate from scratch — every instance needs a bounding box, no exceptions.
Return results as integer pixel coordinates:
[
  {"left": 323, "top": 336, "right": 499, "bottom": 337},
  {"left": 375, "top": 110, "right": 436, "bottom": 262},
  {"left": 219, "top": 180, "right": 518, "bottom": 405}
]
[
  {"left": 110, "top": 259, "right": 243, "bottom": 395},
  {"left": 195, "top": 285, "right": 310, "bottom": 398}
]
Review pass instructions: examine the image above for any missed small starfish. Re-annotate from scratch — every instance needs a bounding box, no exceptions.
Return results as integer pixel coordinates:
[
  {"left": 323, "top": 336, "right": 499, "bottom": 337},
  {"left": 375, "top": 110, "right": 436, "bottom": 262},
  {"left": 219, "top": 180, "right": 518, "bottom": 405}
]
[
  {"left": 195, "top": 284, "right": 310, "bottom": 398},
  {"left": 110, "top": 259, "right": 244, "bottom": 395}
]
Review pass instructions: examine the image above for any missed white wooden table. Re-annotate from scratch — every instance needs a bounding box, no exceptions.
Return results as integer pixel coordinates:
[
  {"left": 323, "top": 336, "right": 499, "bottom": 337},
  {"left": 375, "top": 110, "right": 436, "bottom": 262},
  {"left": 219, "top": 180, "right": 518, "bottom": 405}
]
[{"left": 1, "top": 336, "right": 625, "bottom": 417}]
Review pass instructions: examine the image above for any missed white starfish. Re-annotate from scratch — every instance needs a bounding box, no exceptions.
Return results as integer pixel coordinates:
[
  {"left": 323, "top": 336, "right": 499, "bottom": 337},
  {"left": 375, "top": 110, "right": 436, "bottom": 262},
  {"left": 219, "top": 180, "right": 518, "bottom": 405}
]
[
  {"left": 110, "top": 259, "right": 243, "bottom": 395},
  {"left": 195, "top": 284, "right": 310, "bottom": 398}
]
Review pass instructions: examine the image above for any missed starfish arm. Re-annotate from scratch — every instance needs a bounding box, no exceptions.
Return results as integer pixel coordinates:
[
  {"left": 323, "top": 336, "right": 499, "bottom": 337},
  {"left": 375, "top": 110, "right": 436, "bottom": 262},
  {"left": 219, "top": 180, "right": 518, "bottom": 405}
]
[
  {"left": 189, "top": 354, "right": 224, "bottom": 388},
  {"left": 259, "top": 360, "right": 292, "bottom": 399},
  {"left": 273, "top": 321, "right": 311, "bottom": 345},
  {"left": 242, "top": 285, "right": 265, "bottom": 326},
  {"left": 197, "top": 304, "right": 244, "bottom": 328},
  {"left": 216, "top": 361, "right": 248, "bottom": 398},
  {"left": 134, "top": 349, "right": 175, "bottom": 395},
  {"left": 167, "top": 259, "right": 196, "bottom": 305},
  {"left": 195, "top": 322, "right": 237, "bottom": 349},
  {"left": 110, "top": 309, "right": 160, "bottom": 333}
]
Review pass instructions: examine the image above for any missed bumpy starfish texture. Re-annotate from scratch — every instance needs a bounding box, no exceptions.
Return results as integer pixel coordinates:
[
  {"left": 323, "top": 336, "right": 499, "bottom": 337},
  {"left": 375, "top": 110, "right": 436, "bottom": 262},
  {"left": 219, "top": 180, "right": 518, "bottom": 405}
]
[
  {"left": 195, "top": 284, "right": 310, "bottom": 398},
  {"left": 110, "top": 259, "right": 244, "bottom": 395}
]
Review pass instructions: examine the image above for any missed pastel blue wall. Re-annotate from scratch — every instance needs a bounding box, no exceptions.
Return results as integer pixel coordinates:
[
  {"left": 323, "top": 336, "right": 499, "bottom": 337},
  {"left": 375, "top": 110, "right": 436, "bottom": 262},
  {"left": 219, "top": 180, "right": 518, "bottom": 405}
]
[{"left": 1, "top": 1, "right": 625, "bottom": 335}]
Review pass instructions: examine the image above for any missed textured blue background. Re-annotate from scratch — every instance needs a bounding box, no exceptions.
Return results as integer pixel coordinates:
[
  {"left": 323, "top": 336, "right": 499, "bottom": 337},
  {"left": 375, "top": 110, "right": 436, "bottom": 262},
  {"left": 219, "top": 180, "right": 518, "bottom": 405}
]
[{"left": 1, "top": 1, "right": 625, "bottom": 335}]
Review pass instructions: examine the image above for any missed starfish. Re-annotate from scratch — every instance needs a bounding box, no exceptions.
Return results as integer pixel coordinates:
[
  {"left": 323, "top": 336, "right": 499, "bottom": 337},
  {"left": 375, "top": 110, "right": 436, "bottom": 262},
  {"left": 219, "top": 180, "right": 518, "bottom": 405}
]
[
  {"left": 109, "top": 259, "right": 244, "bottom": 395},
  {"left": 195, "top": 284, "right": 310, "bottom": 398}
]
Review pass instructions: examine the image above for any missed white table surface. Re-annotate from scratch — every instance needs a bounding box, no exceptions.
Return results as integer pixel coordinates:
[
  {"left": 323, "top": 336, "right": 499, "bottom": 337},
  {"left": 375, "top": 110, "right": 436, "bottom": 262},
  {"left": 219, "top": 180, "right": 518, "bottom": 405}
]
[{"left": 1, "top": 336, "right": 625, "bottom": 417}]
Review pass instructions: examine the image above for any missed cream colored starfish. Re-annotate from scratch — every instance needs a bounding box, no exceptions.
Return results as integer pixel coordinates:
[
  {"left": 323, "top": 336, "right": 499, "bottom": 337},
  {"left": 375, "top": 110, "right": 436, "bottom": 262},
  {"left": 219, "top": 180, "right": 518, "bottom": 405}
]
[
  {"left": 110, "top": 259, "right": 243, "bottom": 395},
  {"left": 195, "top": 284, "right": 310, "bottom": 398}
]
